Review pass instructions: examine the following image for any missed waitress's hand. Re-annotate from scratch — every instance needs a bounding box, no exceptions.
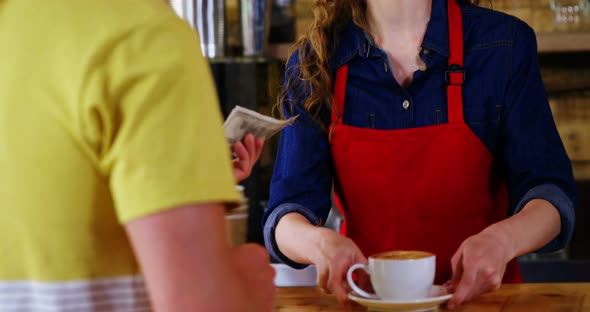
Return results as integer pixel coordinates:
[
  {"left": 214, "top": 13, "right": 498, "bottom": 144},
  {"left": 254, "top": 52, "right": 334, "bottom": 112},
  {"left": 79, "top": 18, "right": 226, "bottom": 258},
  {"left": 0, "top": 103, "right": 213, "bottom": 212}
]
[
  {"left": 446, "top": 227, "right": 514, "bottom": 310},
  {"left": 310, "top": 228, "right": 367, "bottom": 304},
  {"left": 232, "top": 134, "right": 264, "bottom": 182}
]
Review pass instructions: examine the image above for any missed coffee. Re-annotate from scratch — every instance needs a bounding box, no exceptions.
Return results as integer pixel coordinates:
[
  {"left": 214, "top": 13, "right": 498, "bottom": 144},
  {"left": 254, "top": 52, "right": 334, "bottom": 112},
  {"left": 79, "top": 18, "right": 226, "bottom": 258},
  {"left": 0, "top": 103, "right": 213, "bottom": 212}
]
[
  {"left": 348, "top": 250, "right": 436, "bottom": 300},
  {"left": 373, "top": 250, "right": 433, "bottom": 260}
]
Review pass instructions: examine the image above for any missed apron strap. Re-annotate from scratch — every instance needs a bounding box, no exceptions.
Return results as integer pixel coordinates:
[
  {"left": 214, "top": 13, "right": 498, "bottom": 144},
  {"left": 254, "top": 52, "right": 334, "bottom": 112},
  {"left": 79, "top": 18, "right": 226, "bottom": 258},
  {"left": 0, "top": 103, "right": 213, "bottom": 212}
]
[
  {"left": 446, "top": 0, "right": 465, "bottom": 124},
  {"left": 331, "top": 65, "right": 349, "bottom": 126}
]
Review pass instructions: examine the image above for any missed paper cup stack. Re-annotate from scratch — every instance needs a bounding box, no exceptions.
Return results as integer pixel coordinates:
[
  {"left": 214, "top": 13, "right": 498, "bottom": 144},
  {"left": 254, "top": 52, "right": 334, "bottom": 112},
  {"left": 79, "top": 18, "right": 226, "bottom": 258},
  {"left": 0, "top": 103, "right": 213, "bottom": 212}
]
[{"left": 226, "top": 185, "right": 249, "bottom": 246}]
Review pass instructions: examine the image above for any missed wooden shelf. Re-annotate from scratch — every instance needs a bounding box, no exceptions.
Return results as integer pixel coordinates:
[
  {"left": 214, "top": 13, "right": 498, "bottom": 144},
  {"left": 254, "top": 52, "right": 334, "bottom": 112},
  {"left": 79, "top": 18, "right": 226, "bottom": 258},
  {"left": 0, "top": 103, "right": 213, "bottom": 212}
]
[
  {"left": 266, "top": 32, "right": 590, "bottom": 60},
  {"left": 537, "top": 31, "right": 590, "bottom": 53},
  {"left": 291, "top": 2, "right": 590, "bottom": 54}
]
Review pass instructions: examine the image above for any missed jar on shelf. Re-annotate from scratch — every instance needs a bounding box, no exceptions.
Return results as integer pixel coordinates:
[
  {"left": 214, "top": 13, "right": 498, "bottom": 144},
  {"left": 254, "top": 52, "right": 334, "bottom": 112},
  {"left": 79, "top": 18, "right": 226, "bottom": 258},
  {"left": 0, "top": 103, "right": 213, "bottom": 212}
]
[{"left": 550, "top": 0, "right": 590, "bottom": 30}]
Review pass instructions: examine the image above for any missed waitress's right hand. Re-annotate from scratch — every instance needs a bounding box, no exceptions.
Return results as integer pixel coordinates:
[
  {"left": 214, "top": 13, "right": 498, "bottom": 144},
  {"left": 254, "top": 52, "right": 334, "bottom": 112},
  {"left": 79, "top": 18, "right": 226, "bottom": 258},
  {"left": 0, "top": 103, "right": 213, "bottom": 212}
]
[{"left": 310, "top": 228, "right": 367, "bottom": 303}]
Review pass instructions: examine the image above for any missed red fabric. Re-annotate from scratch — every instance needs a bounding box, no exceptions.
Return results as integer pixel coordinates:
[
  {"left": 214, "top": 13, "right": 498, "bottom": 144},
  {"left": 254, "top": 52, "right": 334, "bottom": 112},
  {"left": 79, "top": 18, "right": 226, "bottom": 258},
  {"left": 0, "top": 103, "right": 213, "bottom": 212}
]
[
  {"left": 447, "top": 0, "right": 464, "bottom": 124},
  {"left": 328, "top": 0, "right": 521, "bottom": 284},
  {"left": 447, "top": 0, "right": 464, "bottom": 68}
]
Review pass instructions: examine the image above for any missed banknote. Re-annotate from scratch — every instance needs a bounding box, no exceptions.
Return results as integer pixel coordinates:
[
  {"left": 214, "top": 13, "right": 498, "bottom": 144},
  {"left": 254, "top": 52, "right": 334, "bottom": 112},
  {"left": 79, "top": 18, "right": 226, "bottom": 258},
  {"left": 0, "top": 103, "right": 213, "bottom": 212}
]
[{"left": 223, "top": 105, "right": 298, "bottom": 144}]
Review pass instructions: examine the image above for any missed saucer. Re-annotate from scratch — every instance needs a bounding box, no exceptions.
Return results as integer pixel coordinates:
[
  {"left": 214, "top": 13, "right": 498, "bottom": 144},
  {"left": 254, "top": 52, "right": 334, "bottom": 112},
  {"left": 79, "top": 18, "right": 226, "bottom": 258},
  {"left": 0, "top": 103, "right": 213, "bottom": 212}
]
[{"left": 348, "top": 285, "right": 453, "bottom": 312}]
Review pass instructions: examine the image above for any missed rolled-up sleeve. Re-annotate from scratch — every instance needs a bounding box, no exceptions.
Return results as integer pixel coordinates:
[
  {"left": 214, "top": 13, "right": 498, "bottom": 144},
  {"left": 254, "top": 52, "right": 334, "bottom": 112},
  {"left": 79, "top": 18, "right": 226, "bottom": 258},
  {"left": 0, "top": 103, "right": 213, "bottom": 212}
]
[
  {"left": 500, "top": 21, "right": 577, "bottom": 252},
  {"left": 264, "top": 203, "right": 322, "bottom": 268},
  {"left": 262, "top": 51, "right": 334, "bottom": 267}
]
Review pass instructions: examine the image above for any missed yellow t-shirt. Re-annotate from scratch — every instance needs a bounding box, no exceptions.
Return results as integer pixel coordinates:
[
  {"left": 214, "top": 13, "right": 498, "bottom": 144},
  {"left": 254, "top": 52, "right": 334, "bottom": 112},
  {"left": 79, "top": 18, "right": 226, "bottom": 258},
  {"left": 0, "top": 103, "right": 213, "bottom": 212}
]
[{"left": 0, "top": 0, "right": 239, "bottom": 306}]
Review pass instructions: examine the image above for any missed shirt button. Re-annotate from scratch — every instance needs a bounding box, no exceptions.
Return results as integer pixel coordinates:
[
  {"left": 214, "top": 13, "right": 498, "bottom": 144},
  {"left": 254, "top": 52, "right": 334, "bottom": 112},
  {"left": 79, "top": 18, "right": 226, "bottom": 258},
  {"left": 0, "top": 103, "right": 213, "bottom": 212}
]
[
  {"left": 423, "top": 48, "right": 430, "bottom": 55},
  {"left": 419, "top": 62, "right": 427, "bottom": 71},
  {"left": 402, "top": 100, "right": 410, "bottom": 110}
]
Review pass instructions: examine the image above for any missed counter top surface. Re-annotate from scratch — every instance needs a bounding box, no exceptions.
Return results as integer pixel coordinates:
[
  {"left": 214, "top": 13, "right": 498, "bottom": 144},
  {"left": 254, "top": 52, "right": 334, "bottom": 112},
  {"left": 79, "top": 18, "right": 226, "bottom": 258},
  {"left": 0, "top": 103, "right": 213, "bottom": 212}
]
[{"left": 275, "top": 283, "right": 590, "bottom": 311}]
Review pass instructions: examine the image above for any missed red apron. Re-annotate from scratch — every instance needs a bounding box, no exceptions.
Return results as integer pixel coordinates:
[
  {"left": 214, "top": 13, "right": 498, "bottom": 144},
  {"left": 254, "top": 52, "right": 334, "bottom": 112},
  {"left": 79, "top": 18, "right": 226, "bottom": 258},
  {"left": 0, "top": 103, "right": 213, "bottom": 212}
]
[{"left": 329, "top": 0, "right": 521, "bottom": 284}]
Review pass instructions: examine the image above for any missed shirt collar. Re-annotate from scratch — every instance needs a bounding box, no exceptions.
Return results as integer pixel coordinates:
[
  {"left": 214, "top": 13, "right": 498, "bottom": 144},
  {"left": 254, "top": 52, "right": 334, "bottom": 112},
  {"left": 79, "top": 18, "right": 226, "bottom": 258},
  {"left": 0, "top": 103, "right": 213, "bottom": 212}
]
[
  {"left": 330, "top": 0, "right": 450, "bottom": 70},
  {"left": 329, "top": 21, "right": 366, "bottom": 70}
]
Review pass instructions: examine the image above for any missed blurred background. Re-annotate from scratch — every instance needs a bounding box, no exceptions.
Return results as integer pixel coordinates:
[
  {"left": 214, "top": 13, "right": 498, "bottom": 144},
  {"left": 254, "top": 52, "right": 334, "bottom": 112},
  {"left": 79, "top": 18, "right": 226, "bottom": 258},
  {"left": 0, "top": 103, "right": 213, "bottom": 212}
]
[{"left": 169, "top": 0, "right": 590, "bottom": 283}]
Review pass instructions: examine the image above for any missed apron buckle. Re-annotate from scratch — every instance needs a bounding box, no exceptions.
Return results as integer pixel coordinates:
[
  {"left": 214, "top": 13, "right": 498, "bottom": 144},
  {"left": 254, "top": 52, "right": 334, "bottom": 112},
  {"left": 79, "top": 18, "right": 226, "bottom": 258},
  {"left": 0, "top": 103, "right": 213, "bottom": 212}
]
[{"left": 445, "top": 64, "right": 465, "bottom": 85}]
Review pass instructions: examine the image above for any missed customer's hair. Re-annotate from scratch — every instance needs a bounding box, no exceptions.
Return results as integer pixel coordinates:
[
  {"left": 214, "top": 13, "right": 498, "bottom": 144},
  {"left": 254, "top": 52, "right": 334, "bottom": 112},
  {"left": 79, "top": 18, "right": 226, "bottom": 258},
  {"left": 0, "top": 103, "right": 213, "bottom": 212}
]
[{"left": 278, "top": 0, "right": 480, "bottom": 124}]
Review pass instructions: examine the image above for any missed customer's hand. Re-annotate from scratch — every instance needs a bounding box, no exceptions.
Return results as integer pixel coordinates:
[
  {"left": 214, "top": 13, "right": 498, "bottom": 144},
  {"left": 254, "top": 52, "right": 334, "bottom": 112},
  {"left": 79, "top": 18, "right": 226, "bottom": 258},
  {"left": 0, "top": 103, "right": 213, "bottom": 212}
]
[
  {"left": 232, "top": 244, "right": 276, "bottom": 312},
  {"left": 310, "top": 228, "right": 367, "bottom": 304},
  {"left": 446, "top": 227, "right": 514, "bottom": 309},
  {"left": 233, "top": 134, "right": 264, "bottom": 182}
]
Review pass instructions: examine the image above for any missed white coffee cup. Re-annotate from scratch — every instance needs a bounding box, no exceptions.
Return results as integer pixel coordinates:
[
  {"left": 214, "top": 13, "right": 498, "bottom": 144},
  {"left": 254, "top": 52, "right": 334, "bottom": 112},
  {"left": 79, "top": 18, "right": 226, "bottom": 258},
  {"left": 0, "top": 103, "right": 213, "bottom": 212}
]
[{"left": 347, "top": 250, "right": 435, "bottom": 300}]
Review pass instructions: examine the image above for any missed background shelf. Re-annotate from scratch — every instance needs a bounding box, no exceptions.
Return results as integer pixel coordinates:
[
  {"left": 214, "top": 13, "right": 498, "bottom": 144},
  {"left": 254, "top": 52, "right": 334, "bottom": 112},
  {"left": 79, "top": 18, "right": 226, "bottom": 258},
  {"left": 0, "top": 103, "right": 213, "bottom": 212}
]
[{"left": 537, "top": 31, "right": 590, "bottom": 53}]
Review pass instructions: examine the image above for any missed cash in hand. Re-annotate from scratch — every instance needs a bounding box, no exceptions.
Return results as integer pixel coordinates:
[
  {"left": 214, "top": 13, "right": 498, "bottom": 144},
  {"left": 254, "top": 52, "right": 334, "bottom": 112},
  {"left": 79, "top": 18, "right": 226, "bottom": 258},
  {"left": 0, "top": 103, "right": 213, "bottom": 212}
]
[{"left": 223, "top": 105, "right": 298, "bottom": 144}]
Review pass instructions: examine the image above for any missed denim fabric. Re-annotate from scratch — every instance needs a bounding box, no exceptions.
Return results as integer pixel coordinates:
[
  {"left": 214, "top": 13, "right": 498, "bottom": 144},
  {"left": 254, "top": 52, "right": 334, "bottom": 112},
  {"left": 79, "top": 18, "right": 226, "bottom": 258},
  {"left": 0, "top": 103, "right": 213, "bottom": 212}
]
[{"left": 264, "top": 0, "right": 577, "bottom": 267}]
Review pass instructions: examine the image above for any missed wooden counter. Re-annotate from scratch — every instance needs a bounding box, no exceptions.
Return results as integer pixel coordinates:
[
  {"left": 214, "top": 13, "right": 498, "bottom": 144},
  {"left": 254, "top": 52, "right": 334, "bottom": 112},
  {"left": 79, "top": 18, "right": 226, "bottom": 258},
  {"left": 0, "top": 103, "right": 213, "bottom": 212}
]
[{"left": 275, "top": 283, "right": 590, "bottom": 311}]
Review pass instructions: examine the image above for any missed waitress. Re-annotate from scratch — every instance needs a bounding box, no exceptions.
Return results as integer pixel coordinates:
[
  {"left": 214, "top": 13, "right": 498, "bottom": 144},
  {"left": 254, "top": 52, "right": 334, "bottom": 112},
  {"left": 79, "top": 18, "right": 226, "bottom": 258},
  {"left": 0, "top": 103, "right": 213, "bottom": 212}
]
[{"left": 263, "top": 0, "right": 576, "bottom": 309}]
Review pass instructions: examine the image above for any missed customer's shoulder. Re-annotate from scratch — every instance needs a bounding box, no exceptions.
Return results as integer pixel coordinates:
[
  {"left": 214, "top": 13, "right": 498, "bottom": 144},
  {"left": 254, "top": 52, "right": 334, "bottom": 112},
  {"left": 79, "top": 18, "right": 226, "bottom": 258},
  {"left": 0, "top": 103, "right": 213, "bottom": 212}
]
[
  {"left": 71, "top": 0, "right": 181, "bottom": 32},
  {"left": 19, "top": 0, "right": 183, "bottom": 42}
]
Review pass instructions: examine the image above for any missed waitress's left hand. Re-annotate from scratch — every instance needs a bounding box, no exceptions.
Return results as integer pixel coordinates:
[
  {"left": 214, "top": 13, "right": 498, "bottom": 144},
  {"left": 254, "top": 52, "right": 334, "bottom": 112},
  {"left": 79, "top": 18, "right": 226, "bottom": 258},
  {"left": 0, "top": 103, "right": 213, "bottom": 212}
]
[
  {"left": 446, "top": 227, "right": 515, "bottom": 310},
  {"left": 232, "top": 134, "right": 264, "bottom": 182}
]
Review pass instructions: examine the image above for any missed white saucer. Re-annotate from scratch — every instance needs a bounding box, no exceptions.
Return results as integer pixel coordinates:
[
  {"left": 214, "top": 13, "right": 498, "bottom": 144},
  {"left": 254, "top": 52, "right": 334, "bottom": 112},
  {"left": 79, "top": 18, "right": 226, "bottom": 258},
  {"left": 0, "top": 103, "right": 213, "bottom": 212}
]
[{"left": 348, "top": 285, "right": 453, "bottom": 312}]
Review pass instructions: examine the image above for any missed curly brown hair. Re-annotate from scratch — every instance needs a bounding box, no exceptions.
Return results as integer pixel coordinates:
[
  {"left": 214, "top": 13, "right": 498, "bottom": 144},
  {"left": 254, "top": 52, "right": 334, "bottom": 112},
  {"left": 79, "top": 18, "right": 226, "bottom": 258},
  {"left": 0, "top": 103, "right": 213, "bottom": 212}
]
[{"left": 278, "top": 0, "right": 481, "bottom": 124}]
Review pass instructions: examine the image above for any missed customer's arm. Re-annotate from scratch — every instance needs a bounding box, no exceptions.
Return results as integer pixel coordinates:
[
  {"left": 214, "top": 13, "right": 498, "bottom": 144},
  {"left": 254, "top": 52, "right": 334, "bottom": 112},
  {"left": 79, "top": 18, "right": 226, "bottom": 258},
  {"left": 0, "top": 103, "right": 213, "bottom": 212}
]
[{"left": 126, "top": 204, "right": 258, "bottom": 311}]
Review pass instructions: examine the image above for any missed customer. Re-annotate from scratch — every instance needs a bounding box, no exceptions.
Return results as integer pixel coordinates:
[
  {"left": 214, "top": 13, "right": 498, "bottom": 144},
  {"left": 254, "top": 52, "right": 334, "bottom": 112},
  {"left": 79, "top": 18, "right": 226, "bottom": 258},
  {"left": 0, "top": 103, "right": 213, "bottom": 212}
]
[{"left": 0, "top": 0, "right": 273, "bottom": 311}]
